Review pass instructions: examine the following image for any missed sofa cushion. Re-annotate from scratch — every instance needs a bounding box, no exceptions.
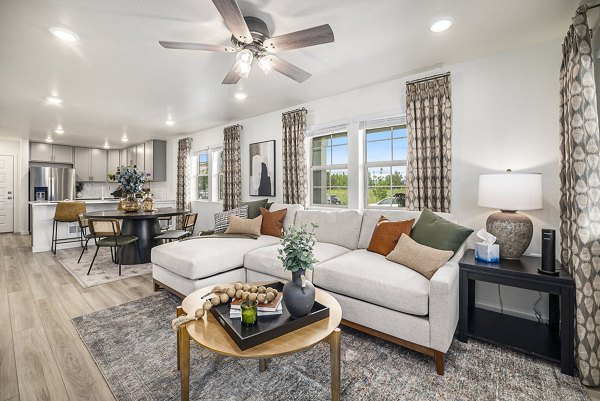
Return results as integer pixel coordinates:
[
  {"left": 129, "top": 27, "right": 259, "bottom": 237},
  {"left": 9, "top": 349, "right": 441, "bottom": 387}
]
[
  {"left": 240, "top": 198, "right": 268, "bottom": 219},
  {"left": 214, "top": 206, "right": 248, "bottom": 233},
  {"left": 269, "top": 203, "right": 303, "bottom": 231},
  {"left": 367, "top": 216, "right": 414, "bottom": 256},
  {"left": 313, "top": 249, "right": 430, "bottom": 316},
  {"left": 244, "top": 242, "right": 351, "bottom": 281},
  {"left": 358, "top": 209, "right": 457, "bottom": 249},
  {"left": 411, "top": 208, "right": 473, "bottom": 253},
  {"left": 294, "top": 209, "right": 362, "bottom": 250},
  {"left": 386, "top": 234, "right": 454, "bottom": 279},
  {"left": 225, "top": 215, "right": 263, "bottom": 237},
  {"left": 151, "top": 235, "right": 280, "bottom": 280},
  {"left": 260, "top": 207, "right": 286, "bottom": 237}
]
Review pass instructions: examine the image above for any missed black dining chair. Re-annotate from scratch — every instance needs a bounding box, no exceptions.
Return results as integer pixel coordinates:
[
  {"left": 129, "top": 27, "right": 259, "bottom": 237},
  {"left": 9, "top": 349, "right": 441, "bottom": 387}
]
[
  {"left": 154, "top": 213, "right": 198, "bottom": 243},
  {"left": 87, "top": 218, "right": 141, "bottom": 276}
]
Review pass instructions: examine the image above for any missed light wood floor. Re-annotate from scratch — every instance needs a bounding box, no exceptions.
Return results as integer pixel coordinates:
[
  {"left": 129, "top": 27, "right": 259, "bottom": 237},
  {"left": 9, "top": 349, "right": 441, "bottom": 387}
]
[
  {"left": 0, "top": 233, "right": 155, "bottom": 401},
  {"left": 0, "top": 232, "right": 598, "bottom": 401}
]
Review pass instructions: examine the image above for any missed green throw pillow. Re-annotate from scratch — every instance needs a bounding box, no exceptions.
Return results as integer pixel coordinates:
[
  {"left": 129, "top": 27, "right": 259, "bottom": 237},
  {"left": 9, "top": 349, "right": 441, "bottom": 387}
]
[
  {"left": 240, "top": 199, "right": 268, "bottom": 219},
  {"left": 411, "top": 208, "right": 473, "bottom": 253}
]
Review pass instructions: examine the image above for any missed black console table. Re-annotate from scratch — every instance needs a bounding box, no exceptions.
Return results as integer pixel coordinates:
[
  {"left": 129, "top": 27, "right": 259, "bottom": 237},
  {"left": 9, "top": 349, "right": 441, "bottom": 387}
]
[{"left": 458, "top": 249, "right": 575, "bottom": 376}]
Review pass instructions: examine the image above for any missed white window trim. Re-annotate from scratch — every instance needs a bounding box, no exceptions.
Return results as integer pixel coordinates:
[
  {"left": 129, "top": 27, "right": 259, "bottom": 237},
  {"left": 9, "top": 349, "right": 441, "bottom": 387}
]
[
  {"left": 210, "top": 147, "right": 224, "bottom": 203},
  {"left": 309, "top": 129, "right": 349, "bottom": 208},
  {"left": 191, "top": 149, "right": 209, "bottom": 201},
  {"left": 362, "top": 117, "right": 408, "bottom": 210}
]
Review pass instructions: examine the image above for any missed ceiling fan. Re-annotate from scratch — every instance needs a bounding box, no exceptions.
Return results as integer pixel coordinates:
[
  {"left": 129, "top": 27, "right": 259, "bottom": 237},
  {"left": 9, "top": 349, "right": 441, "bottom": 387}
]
[{"left": 159, "top": 0, "right": 334, "bottom": 84}]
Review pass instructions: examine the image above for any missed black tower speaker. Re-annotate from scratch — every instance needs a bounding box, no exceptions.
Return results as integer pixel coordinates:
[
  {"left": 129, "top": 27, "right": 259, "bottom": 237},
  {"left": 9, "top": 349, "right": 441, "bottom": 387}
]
[{"left": 539, "top": 229, "right": 558, "bottom": 275}]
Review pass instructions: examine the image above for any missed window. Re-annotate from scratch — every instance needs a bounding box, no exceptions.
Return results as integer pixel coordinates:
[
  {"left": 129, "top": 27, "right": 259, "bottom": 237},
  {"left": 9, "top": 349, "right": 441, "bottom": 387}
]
[
  {"left": 192, "top": 151, "right": 209, "bottom": 200},
  {"left": 214, "top": 150, "right": 224, "bottom": 202},
  {"left": 311, "top": 132, "right": 348, "bottom": 206},
  {"left": 365, "top": 125, "right": 407, "bottom": 207}
]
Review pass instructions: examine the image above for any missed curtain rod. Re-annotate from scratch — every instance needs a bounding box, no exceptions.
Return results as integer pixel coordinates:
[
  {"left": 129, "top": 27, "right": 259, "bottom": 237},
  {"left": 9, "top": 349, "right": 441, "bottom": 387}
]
[
  {"left": 406, "top": 72, "right": 450, "bottom": 85},
  {"left": 283, "top": 107, "right": 307, "bottom": 115},
  {"left": 577, "top": 3, "right": 600, "bottom": 14}
]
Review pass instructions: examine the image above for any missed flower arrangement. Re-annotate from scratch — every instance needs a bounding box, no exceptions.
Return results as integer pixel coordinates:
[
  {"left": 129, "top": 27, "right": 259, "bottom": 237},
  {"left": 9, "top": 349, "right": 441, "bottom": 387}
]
[
  {"left": 277, "top": 223, "right": 319, "bottom": 272},
  {"left": 107, "top": 165, "right": 149, "bottom": 194}
]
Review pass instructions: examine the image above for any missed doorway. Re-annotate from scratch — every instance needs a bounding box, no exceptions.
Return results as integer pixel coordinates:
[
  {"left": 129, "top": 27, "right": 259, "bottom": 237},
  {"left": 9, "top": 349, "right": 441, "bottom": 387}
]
[{"left": 0, "top": 155, "right": 15, "bottom": 233}]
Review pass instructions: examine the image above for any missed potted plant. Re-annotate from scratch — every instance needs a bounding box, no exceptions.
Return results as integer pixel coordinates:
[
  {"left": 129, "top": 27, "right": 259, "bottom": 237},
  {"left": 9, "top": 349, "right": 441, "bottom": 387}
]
[
  {"left": 108, "top": 165, "right": 149, "bottom": 212},
  {"left": 277, "top": 223, "right": 319, "bottom": 318}
]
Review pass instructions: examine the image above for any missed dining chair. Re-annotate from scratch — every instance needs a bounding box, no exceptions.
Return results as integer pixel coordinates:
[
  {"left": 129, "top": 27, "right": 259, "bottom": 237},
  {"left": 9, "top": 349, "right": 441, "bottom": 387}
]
[
  {"left": 76, "top": 213, "right": 101, "bottom": 263},
  {"left": 154, "top": 213, "right": 198, "bottom": 243},
  {"left": 87, "top": 218, "right": 141, "bottom": 276},
  {"left": 51, "top": 201, "right": 87, "bottom": 254},
  {"left": 158, "top": 216, "right": 172, "bottom": 232}
]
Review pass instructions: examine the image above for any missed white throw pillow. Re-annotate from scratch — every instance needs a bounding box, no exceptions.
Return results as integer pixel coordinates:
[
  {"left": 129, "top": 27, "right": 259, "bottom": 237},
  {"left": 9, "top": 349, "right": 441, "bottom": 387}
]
[{"left": 214, "top": 205, "right": 249, "bottom": 233}]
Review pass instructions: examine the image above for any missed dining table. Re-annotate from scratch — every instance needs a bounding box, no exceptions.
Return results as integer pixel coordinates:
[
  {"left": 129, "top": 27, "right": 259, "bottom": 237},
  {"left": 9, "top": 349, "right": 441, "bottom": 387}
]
[{"left": 84, "top": 207, "right": 189, "bottom": 265}]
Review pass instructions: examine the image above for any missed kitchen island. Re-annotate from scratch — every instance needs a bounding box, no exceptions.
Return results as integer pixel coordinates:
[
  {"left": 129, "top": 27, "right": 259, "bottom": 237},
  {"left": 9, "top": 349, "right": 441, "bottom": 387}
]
[{"left": 29, "top": 199, "right": 176, "bottom": 253}]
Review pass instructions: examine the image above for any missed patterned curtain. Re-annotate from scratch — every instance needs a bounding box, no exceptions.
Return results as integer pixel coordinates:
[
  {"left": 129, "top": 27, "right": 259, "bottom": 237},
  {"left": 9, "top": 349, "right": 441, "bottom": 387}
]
[
  {"left": 405, "top": 74, "right": 452, "bottom": 212},
  {"left": 282, "top": 108, "right": 308, "bottom": 205},
  {"left": 176, "top": 138, "right": 192, "bottom": 229},
  {"left": 559, "top": 13, "right": 600, "bottom": 386},
  {"left": 223, "top": 125, "right": 242, "bottom": 211}
]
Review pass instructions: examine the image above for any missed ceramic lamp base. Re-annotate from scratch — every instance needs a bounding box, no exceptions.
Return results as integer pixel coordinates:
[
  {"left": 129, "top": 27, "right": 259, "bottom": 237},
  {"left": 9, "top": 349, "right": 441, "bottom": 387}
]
[{"left": 486, "top": 211, "right": 533, "bottom": 259}]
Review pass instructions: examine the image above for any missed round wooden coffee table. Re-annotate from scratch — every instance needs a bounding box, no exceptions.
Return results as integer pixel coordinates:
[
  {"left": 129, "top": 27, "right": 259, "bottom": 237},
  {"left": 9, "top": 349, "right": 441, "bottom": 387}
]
[{"left": 177, "top": 282, "right": 343, "bottom": 401}]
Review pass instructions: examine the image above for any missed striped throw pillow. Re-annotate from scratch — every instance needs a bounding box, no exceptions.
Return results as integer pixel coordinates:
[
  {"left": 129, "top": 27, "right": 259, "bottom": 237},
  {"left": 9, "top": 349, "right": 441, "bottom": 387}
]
[{"left": 214, "top": 206, "right": 249, "bottom": 233}]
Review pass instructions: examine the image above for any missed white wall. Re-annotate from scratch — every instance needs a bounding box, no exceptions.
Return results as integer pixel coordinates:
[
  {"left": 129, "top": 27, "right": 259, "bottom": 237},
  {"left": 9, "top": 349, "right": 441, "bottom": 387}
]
[
  {"left": 166, "top": 38, "right": 563, "bottom": 321},
  {"left": 0, "top": 137, "right": 29, "bottom": 234}
]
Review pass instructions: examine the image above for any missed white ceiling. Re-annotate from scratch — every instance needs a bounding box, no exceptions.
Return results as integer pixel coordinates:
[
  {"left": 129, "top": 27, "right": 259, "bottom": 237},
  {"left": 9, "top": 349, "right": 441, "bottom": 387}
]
[{"left": 0, "top": 0, "right": 576, "bottom": 148}]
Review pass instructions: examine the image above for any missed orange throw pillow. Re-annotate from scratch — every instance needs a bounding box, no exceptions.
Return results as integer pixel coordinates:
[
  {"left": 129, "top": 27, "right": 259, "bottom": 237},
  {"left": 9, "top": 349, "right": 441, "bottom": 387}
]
[
  {"left": 367, "top": 216, "right": 414, "bottom": 256},
  {"left": 260, "top": 207, "right": 287, "bottom": 237}
]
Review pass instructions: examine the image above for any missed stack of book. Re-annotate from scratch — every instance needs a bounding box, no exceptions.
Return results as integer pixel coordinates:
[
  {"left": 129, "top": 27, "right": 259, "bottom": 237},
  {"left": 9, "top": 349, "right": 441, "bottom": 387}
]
[{"left": 229, "top": 292, "right": 283, "bottom": 318}]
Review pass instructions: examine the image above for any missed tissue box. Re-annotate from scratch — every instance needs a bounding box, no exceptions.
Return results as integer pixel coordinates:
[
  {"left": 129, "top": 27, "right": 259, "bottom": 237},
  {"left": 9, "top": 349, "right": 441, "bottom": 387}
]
[{"left": 475, "top": 242, "right": 500, "bottom": 263}]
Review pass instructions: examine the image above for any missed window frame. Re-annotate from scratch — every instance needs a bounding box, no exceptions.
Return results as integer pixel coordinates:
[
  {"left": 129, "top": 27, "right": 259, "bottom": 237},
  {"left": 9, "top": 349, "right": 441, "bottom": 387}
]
[
  {"left": 211, "top": 148, "right": 224, "bottom": 203},
  {"left": 363, "top": 122, "right": 408, "bottom": 209},
  {"left": 191, "top": 149, "right": 210, "bottom": 201},
  {"left": 309, "top": 130, "right": 349, "bottom": 208}
]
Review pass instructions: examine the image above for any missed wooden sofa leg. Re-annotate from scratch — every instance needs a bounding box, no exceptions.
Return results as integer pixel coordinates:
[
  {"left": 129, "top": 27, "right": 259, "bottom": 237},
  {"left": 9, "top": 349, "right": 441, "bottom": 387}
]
[
  {"left": 154, "top": 280, "right": 161, "bottom": 292},
  {"left": 434, "top": 351, "right": 445, "bottom": 375}
]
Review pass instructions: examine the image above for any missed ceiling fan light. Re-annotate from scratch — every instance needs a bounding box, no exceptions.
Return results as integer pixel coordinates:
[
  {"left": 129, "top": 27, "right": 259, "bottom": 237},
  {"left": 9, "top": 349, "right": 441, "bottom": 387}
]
[
  {"left": 258, "top": 57, "right": 272, "bottom": 75},
  {"left": 236, "top": 49, "right": 254, "bottom": 64},
  {"left": 235, "top": 61, "right": 252, "bottom": 79}
]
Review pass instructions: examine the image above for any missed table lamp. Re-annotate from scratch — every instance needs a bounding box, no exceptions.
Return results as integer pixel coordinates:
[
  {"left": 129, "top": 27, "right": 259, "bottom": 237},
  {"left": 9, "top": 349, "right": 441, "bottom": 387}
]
[{"left": 478, "top": 171, "right": 542, "bottom": 259}]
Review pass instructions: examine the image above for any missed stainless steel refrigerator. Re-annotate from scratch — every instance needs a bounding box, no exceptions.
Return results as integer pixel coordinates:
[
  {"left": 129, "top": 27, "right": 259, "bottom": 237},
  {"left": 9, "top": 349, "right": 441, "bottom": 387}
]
[{"left": 29, "top": 166, "right": 76, "bottom": 202}]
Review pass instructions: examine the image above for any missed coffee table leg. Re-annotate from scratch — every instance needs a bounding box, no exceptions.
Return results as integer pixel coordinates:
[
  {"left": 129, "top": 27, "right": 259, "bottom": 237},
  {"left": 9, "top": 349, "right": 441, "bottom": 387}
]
[
  {"left": 259, "top": 358, "right": 268, "bottom": 372},
  {"left": 176, "top": 306, "right": 183, "bottom": 370},
  {"left": 330, "top": 328, "right": 341, "bottom": 401},
  {"left": 179, "top": 325, "right": 190, "bottom": 401}
]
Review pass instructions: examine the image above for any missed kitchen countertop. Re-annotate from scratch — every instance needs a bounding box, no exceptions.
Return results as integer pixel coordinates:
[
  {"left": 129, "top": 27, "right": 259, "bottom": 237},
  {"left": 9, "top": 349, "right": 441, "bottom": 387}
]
[{"left": 29, "top": 199, "right": 175, "bottom": 206}]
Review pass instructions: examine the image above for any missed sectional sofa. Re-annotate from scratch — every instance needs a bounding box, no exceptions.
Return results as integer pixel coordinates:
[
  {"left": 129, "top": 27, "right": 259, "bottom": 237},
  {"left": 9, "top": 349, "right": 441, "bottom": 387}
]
[{"left": 151, "top": 203, "right": 465, "bottom": 374}]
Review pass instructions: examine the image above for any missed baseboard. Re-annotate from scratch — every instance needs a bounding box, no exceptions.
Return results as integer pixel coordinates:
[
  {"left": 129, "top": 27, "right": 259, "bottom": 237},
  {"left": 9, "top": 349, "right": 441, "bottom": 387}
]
[{"left": 475, "top": 300, "right": 548, "bottom": 324}]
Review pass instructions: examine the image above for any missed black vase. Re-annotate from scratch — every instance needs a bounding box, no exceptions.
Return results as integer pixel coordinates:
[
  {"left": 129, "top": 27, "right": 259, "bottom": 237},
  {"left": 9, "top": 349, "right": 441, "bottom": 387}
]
[{"left": 283, "top": 269, "right": 315, "bottom": 319}]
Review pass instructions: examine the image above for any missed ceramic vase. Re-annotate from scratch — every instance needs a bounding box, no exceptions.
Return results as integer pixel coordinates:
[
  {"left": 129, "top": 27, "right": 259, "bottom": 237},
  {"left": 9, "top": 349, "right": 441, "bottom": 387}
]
[{"left": 283, "top": 269, "right": 315, "bottom": 319}]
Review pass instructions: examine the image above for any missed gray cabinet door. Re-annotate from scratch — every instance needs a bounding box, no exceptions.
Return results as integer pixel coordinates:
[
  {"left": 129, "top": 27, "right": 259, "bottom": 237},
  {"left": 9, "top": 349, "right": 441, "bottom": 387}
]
[
  {"left": 136, "top": 143, "right": 145, "bottom": 171},
  {"left": 30, "top": 143, "right": 53, "bottom": 162},
  {"left": 52, "top": 145, "right": 73, "bottom": 164},
  {"left": 90, "top": 148, "right": 107, "bottom": 182},
  {"left": 74, "top": 148, "right": 91, "bottom": 181},
  {"left": 144, "top": 141, "right": 153, "bottom": 180},
  {"left": 120, "top": 148, "right": 128, "bottom": 166},
  {"left": 108, "top": 150, "right": 120, "bottom": 175}
]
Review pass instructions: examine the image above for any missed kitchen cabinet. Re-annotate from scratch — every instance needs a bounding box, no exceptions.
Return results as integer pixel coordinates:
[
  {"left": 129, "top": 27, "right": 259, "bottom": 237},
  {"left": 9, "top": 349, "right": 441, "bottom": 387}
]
[
  {"left": 127, "top": 146, "right": 137, "bottom": 166},
  {"left": 30, "top": 143, "right": 74, "bottom": 164},
  {"left": 74, "top": 147, "right": 107, "bottom": 182},
  {"left": 108, "top": 149, "right": 120, "bottom": 175},
  {"left": 136, "top": 143, "right": 145, "bottom": 170},
  {"left": 144, "top": 140, "right": 166, "bottom": 181},
  {"left": 120, "top": 148, "right": 128, "bottom": 166}
]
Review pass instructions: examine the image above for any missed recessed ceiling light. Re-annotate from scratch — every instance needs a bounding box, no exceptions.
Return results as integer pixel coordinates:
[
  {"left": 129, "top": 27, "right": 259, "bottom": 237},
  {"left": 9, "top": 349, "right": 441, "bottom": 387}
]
[
  {"left": 54, "top": 126, "right": 64, "bottom": 134},
  {"left": 45, "top": 136, "right": 53, "bottom": 143},
  {"left": 45, "top": 96, "right": 63, "bottom": 105},
  {"left": 430, "top": 19, "right": 452, "bottom": 33},
  {"left": 121, "top": 137, "right": 129, "bottom": 142},
  {"left": 234, "top": 92, "right": 247, "bottom": 100},
  {"left": 103, "top": 143, "right": 110, "bottom": 149},
  {"left": 50, "top": 27, "right": 79, "bottom": 42},
  {"left": 165, "top": 119, "right": 175, "bottom": 126}
]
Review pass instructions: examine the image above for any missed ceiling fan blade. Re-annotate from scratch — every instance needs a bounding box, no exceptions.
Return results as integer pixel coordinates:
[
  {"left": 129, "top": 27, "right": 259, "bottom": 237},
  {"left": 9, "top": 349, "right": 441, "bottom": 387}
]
[
  {"left": 266, "top": 56, "right": 311, "bottom": 83},
  {"left": 222, "top": 61, "right": 242, "bottom": 84},
  {"left": 159, "top": 41, "right": 236, "bottom": 52},
  {"left": 211, "top": 0, "right": 253, "bottom": 44},
  {"left": 263, "top": 24, "right": 334, "bottom": 53}
]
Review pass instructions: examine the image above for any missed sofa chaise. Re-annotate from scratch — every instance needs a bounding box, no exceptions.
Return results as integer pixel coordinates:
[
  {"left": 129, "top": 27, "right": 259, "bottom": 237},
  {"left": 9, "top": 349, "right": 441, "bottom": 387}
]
[{"left": 152, "top": 203, "right": 465, "bottom": 374}]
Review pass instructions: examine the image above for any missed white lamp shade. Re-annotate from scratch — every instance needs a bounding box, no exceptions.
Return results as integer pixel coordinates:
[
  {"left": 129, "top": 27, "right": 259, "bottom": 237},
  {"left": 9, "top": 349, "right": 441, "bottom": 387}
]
[{"left": 478, "top": 173, "right": 542, "bottom": 211}]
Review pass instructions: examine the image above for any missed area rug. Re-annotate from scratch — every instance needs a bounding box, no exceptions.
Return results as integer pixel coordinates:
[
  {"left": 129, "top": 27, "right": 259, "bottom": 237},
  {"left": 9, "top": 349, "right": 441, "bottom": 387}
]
[
  {"left": 71, "top": 292, "right": 589, "bottom": 401},
  {"left": 56, "top": 245, "right": 152, "bottom": 288}
]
